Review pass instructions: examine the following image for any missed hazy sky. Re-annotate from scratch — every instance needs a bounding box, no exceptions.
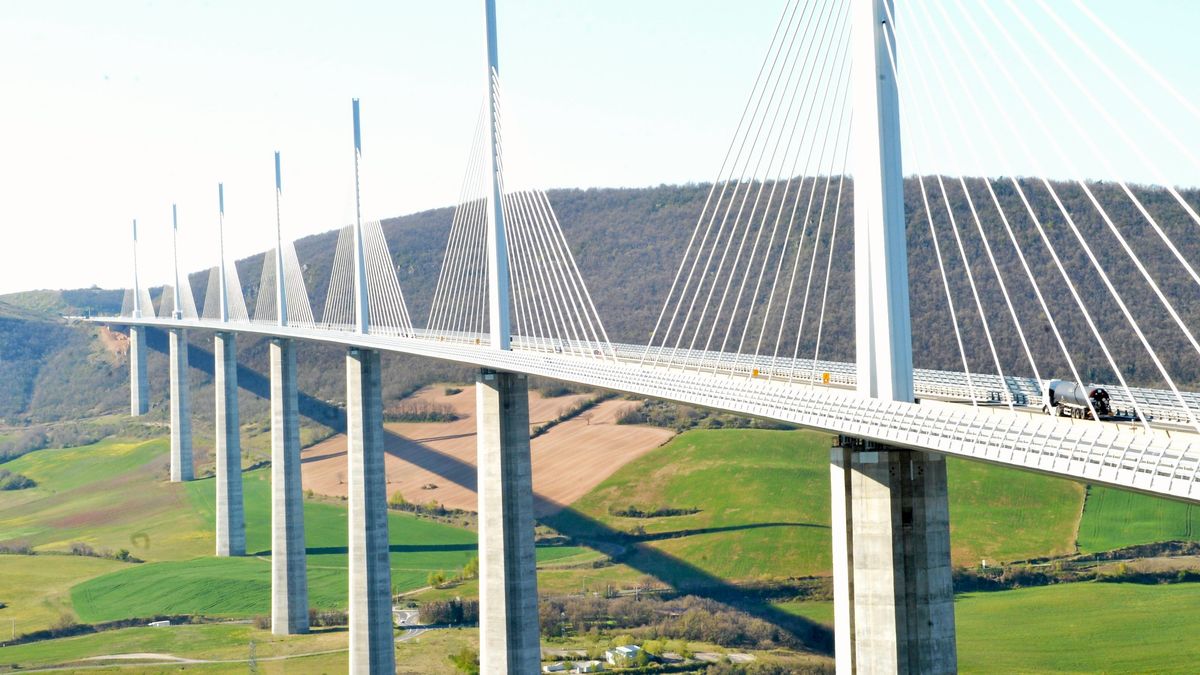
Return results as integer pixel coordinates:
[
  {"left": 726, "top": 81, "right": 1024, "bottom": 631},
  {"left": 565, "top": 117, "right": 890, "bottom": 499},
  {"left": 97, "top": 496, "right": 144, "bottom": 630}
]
[{"left": 2, "top": 1, "right": 1198, "bottom": 294}]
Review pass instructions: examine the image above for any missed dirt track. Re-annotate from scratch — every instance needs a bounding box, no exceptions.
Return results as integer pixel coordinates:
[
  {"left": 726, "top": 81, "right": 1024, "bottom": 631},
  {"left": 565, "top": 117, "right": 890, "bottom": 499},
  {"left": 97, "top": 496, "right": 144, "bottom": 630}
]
[{"left": 301, "top": 385, "right": 674, "bottom": 515}]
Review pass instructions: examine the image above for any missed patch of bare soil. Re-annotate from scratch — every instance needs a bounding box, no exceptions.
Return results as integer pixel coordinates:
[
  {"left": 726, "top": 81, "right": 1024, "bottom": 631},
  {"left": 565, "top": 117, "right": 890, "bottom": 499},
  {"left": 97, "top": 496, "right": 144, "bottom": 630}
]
[{"left": 301, "top": 386, "right": 674, "bottom": 515}]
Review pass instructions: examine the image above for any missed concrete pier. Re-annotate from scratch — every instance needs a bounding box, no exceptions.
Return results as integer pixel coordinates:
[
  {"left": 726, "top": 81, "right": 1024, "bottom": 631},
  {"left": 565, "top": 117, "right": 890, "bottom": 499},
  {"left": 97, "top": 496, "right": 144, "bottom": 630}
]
[
  {"left": 476, "top": 369, "right": 540, "bottom": 674},
  {"left": 168, "top": 328, "right": 193, "bottom": 482},
  {"left": 830, "top": 438, "right": 957, "bottom": 674},
  {"left": 270, "top": 337, "right": 309, "bottom": 635},
  {"left": 129, "top": 325, "right": 149, "bottom": 416},
  {"left": 346, "top": 348, "right": 394, "bottom": 673},
  {"left": 214, "top": 332, "right": 245, "bottom": 557}
]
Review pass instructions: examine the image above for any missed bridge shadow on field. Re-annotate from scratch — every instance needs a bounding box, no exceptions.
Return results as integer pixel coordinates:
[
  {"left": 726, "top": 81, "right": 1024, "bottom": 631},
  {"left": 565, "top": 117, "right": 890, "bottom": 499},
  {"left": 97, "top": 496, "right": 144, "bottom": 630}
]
[
  {"left": 364, "top": 423, "right": 835, "bottom": 654},
  {"left": 251, "top": 543, "right": 477, "bottom": 556},
  {"left": 144, "top": 327, "right": 346, "bottom": 432}
]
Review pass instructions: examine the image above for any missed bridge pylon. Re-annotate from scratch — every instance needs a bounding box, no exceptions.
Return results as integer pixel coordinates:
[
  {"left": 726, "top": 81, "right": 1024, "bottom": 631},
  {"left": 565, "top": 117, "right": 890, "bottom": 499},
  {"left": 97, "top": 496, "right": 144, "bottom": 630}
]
[
  {"left": 213, "top": 186, "right": 246, "bottom": 557},
  {"left": 342, "top": 100, "right": 397, "bottom": 675},
  {"left": 474, "top": 1, "right": 542, "bottom": 672},
  {"left": 128, "top": 219, "right": 150, "bottom": 416},
  {"left": 167, "top": 206, "right": 194, "bottom": 482},
  {"left": 269, "top": 337, "right": 309, "bottom": 634},
  {"left": 834, "top": 0, "right": 957, "bottom": 672}
]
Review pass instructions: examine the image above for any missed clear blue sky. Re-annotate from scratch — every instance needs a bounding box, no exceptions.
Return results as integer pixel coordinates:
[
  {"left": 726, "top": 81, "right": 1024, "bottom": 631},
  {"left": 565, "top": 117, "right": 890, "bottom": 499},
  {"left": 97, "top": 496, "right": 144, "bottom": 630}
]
[{"left": 1, "top": 0, "right": 1197, "bottom": 294}]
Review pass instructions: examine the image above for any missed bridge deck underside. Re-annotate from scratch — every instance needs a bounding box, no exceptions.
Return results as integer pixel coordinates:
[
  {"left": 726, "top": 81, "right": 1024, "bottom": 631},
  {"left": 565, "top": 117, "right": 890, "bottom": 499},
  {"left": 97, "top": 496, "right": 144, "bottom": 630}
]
[{"left": 96, "top": 317, "right": 1200, "bottom": 504}]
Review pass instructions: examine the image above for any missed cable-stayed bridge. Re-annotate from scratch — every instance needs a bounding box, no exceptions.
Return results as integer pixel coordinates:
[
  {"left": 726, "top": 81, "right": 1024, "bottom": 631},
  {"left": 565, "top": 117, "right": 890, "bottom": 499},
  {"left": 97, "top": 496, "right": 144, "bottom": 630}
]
[{"left": 91, "top": 0, "right": 1200, "bottom": 672}]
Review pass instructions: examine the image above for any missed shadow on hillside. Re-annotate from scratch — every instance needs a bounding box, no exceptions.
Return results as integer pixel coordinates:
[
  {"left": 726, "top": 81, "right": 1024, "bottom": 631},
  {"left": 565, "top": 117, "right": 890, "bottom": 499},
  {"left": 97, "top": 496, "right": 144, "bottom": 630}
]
[
  {"left": 250, "top": 543, "right": 477, "bottom": 556},
  {"left": 382, "top": 429, "right": 477, "bottom": 489},
  {"left": 143, "top": 327, "right": 346, "bottom": 433},
  {"left": 361, "top": 423, "right": 834, "bottom": 654},
  {"left": 630, "top": 521, "right": 828, "bottom": 543}
]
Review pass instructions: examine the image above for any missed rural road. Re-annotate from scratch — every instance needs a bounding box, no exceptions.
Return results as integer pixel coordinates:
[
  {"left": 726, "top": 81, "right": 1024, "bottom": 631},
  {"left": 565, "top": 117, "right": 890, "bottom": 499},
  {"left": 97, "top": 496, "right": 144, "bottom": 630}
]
[{"left": 394, "top": 607, "right": 430, "bottom": 642}]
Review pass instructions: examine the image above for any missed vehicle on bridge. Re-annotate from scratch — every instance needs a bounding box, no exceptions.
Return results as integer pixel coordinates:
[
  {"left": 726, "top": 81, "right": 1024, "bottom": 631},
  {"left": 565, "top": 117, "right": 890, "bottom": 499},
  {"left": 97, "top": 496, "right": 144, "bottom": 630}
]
[{"left": 1042, "top": 379, "right": 1112, "bottom": 420}]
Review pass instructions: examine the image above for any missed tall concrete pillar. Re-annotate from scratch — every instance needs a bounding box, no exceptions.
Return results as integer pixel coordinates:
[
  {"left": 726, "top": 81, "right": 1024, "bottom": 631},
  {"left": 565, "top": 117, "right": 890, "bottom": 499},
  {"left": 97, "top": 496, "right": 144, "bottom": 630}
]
[
  {"left": 476, "top": 369, "right": 540, "bottom": 674},
  {"left": 270, "top": 337, "right": 308, "bottom": 635},
  {"left": 831, "top": 438, "right": 957, "bottom": 674},
  {"left": 346, "top": 348, "right": 394, "bottom": 673},
  {"left": 129, "top": 326, "right": 149, "bottom": 416},
  {"left": 168, "top": 328, "right": 193, "bottom": 482},
  {"left": 214, "top": 332, "right": 245, "bottom": 557}
]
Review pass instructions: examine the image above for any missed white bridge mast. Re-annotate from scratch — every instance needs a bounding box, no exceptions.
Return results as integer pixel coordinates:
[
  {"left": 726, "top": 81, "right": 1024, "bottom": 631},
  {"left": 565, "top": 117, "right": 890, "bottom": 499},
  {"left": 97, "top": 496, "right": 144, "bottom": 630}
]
[{"left": 483, "top": 0, "right": 511, "bottom": 349}]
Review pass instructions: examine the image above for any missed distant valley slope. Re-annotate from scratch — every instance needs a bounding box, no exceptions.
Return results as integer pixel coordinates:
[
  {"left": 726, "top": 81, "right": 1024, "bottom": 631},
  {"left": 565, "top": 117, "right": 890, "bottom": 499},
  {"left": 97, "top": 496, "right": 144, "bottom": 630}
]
[{"left": 4, "top": 177, "right": 1200, "bottom": 453}]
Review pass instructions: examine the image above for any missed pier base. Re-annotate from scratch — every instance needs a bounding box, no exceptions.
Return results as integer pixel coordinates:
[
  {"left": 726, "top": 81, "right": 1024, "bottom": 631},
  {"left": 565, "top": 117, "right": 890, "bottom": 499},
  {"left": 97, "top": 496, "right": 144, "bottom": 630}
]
[
  {"left": 214, "top": 332, "right": 245, "bottom": 557},
  {"left": 168, "top": 328, "right": 193, "bottom": 482},
  {"left": 346, "top": 348, "right": 395, "bottom": 673},
  {"left": 270, "top": 338, "right": 308, "bottom": 635},
  {"left": 830, "top": 438, "right": 956, "bottom": 674},
  {"left": 129, "top": 326, "right": 149, "bottom": 416},
  {"left": 476, "top": 369, "right": 540, "bottom": 674}
]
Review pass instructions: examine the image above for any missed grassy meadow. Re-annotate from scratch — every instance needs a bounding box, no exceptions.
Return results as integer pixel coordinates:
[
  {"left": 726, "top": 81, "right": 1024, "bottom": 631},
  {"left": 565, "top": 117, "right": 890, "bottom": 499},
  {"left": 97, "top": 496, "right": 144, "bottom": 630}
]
[
  {"left": 547, "top": 428, "right": 1085, "bottom": 584},
  {"left": 1077, "top": 484, "right": 1200, "bottom": 552},
  {"left": 3, "top": 427, "right": 1200, "bottom": 671}
]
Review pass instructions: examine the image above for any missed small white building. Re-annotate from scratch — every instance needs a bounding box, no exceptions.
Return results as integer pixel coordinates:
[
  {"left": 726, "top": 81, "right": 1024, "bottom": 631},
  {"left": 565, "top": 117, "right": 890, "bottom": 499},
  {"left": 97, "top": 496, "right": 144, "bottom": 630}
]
[
  {"left": 605, "top": 644, "right": 642, "bottom": 666},
  {"left": 572, "top": 661, "right": 605, "bottom": 673},
  {"left": 542, "top": 663, "right": 569, "bottom": 673}
]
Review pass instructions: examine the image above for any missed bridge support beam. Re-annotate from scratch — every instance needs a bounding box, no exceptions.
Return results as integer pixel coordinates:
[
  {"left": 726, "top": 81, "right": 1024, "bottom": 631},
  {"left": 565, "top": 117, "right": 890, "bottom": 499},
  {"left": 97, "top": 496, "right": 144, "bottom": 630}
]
[
  {"left": 831, "top": 438, "right": 956, "bottom": 674},
  {"left": 168, "top": 328, "right": 193, "bottom": 482},
  {"left": 214, "top": 332, "right": 245, "bottom": 557},
  {"left": 476, "top": 369, "right": 540, "bottom": 674},
  {"left": 270, "top": 337, "right": 309, "bottom": 635},
  {"left": 346, "top": 347, "right": 394, "bottom": 673},
  {"left": 129, "top": 326, "right": 149, "bottom": 416}
]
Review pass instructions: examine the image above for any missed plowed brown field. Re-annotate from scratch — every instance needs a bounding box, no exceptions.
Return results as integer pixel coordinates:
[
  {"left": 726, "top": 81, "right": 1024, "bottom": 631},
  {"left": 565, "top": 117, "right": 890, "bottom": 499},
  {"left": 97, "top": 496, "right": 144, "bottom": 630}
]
[{"left": 300, "top": 385, "right": 674, "bottom": 515}]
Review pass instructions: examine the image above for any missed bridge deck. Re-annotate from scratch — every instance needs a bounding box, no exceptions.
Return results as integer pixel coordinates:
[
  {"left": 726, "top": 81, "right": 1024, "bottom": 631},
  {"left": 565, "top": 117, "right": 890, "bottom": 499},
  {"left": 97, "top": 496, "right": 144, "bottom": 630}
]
[{"left": 91, "top": 316, "right": 1200, "bottom": 505}]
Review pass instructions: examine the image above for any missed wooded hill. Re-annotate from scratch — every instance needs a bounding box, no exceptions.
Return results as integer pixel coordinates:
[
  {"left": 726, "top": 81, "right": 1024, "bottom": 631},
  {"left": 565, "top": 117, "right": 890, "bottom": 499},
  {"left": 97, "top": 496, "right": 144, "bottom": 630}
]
[{"left": 4, "top": 177, "right": 1200, "bottom": 439}]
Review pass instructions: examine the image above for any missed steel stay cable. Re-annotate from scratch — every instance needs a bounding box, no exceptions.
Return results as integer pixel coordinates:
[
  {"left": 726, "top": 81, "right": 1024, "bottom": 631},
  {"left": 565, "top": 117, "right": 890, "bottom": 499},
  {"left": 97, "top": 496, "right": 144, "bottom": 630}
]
[
  {"left": 808, "top": 137, "right": 850, "bottom": 386},
  {"left": 654, "top": 0, "right": 821, "bottom": 369},
  {"left": 675, "top": 0, "right": 839, "bottom": 372},
  {"left": 748, "top": 9, "right": 851, "bottom": 373},
  {"left": 691, "top": 0, "right": 847, "bottom": 367},
  {"left": 908, "top": 0, "right": 1090, "bottom": 415},
  {"left": 429, "top": 108, "right": 486, "bottom": 332},
  {"left": 760, "top": 16, "right": 852, "bottom": 380},
  {"left": 789, "top": 75, "right": 852, "bottom": 381},
  {"left": 643, "top": 0, "right": 808, "bottom": 366},
  {"left": 956, "top": 0, "right": 1189, "bottom": 429},
  {"left": 523, "top": 189, "right": 605, "bottom": 358},
  {"left": 927, "top": 0, "right": 1121, "bottom": 424},
  {"left": 716, "top": 0, "right": 852, "bottom": 369},
  {"left": 533, "top": 189, "right": 616, "bottom": 360}
]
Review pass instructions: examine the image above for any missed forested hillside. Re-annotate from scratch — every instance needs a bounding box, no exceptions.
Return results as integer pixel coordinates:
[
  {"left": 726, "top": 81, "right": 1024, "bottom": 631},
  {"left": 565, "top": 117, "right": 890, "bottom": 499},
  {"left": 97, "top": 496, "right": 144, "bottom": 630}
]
[{"left": 4, "top": 176, "right": 1200, "bottom": 438}]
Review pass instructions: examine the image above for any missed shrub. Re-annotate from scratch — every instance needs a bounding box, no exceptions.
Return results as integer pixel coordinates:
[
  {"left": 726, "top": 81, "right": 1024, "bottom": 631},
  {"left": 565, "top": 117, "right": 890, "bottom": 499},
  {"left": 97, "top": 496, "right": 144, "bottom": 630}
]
[
  {"left": 447, "top": 647, "right": 480, "bottom": 674},
  {"left": 421, "top": 599, "right": 480, "bottom": 625},
  {"left": 385, "top": 401, "right": 459, "bottom": 423},
  {"left": 0, "top": 469, "right": 35, "bottom": 491},
  {"left": 308, "top": 608, "right": 348, "bottom": 627},
  {"left": 69, "top": 542, "right": 96, "bottom": 557}
]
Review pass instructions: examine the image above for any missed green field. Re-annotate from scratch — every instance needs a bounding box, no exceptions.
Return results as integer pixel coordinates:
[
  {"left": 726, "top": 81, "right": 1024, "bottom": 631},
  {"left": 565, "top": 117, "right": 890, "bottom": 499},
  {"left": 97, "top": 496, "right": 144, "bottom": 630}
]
[
  {"left": 0, "top": 621, "right": 486, "bottom": 673},
  {"left": 0, "top": 438, "right": 211, "bottom": 560},
  {"left": 67, "top": 464, "right": 590, "bottom": 622},
  {"left": 778, "top": 582, "right": 1200, "bottom": 673},
  {"left": 550, "top": 428, "right": 1085, "bottom": 582},
  {"left": 0, "top": 623, "right": 350, "bottom": 670},
  {"left": 0, "top": 554, "right": 127, "bottom": 634},
  {"left": 1077, "top": 484, "right": 1200, "bottom": 552},
  {"left": 6, "top": 428, "right": 1200, "bottom": 671}
]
